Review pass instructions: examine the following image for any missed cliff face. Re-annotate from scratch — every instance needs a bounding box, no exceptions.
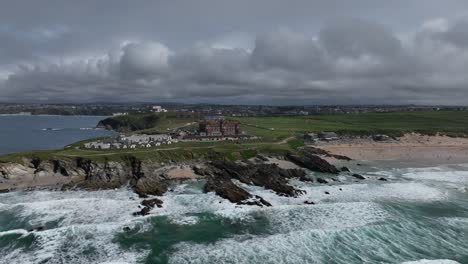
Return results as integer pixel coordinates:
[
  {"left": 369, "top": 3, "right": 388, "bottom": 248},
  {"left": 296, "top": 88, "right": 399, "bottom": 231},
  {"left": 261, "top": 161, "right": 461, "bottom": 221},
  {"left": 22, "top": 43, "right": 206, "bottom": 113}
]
[
  {"left": 0, "top": 151, "right": 359, "bottom": 216},
  {"left": 0, "top": 157, "right": 166, "bottom": 192}
]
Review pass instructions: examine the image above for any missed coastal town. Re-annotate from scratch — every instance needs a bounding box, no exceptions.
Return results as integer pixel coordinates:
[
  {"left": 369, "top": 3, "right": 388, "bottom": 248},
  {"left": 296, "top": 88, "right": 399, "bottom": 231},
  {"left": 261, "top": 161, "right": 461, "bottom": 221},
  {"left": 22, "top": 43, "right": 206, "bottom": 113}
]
[{"left": 83, "top": 113, "right": 257, "bottom": 149}]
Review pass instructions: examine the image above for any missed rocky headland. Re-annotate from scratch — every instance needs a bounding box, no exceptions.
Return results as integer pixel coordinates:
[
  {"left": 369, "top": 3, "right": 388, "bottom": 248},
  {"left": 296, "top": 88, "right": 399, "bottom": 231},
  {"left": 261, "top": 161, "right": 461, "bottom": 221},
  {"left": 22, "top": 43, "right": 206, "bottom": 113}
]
[{"left": 0, "top": 147, "right": 379, "bottom": 216}]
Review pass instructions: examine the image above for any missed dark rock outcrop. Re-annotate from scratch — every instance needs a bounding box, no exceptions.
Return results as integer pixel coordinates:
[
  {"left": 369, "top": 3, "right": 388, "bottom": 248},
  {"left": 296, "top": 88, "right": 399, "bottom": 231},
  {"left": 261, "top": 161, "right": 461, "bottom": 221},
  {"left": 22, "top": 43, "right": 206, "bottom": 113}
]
[
  {"left": 133, "top": 198, "right": 164, "bottom": 216},
  {"left": 286, "top": 153, "right": 339, "bottom": 174},
  {"left": 378, "top": 177, "right": 388, "bottom": 181},
  {"left": 340, "top": 166, "right": 350, "bottom": 172},
  {"left": 209, "top": 161, "right": 305, "bottom": 197},
  {"left": 133, "top": 179, "right": 168, "bottom": 197},
  {"left": 197, "top": 160, "right": 310, "bottom": 206},
  {"left": 352, "top": 173, "right": 366, "bottom": 180},
  {"left": 52, "top": 160, "right": 69, "bottom": 176},
  {"left": 204, "top": 175, "right": 271, "bottom": 207}
]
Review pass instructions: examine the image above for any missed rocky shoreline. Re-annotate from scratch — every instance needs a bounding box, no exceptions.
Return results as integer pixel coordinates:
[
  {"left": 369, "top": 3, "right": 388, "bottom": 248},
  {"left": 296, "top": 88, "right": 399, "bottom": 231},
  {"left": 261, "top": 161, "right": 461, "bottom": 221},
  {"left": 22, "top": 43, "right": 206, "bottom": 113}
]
[{"left": 0, "top": 147, "right": 385, "bottom": 216}]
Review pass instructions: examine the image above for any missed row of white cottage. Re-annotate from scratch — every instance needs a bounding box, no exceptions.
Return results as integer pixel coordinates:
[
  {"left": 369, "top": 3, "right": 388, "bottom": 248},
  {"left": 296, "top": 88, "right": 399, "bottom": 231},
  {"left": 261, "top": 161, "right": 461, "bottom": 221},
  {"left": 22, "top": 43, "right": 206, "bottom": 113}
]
[{"left": 84, "top": 134, "right": 178, "bottom": 149}]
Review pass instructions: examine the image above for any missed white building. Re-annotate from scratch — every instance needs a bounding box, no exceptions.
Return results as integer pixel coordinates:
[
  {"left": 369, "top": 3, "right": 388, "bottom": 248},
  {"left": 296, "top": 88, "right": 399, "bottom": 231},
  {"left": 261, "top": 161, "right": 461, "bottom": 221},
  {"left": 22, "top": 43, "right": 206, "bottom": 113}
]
[{"left": 152, "top": 106, "right": 168, "bottom": 113}]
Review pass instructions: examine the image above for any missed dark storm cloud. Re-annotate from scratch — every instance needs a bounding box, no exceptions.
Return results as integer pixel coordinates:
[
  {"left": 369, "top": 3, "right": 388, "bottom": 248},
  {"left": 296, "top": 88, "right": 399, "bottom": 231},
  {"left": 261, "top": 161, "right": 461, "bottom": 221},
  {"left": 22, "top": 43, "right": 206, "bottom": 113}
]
[{"left": 1, "top": 0, "right": 468, "bottom": 104}]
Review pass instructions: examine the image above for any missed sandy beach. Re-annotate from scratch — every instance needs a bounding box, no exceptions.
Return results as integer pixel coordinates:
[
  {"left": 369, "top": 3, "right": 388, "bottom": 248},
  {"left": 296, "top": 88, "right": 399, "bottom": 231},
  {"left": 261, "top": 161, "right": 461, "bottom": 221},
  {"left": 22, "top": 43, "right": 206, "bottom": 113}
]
[{"left": 317, "top": 134, "right": 468, "bottom": 162}]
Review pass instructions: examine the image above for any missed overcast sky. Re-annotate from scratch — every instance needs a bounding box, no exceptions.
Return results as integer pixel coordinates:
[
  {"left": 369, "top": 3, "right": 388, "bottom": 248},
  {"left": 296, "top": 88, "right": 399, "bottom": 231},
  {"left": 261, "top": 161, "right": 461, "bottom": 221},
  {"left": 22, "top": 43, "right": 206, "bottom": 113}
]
[{"left": 1, "top": 0, "right": 468, "bottom": 105}]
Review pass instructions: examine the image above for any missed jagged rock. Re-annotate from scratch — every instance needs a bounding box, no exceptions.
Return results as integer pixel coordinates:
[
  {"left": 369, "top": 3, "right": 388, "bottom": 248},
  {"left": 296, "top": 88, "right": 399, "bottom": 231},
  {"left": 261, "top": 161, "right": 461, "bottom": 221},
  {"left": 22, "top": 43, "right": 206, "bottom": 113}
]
[
  {"left": 204, "top": 176, "right": 252, "bottom": 204},
  {"left": 341, "top": 166, "right": 350, "bottom": 172},
  {"left": 0, "top": 189, "right": 10, "bottom": 193},
  {"left": 133, "top": 207, "right": 151, "bottom": 216},
  {"left": 316, "top": 177, "right": 328, "bottom": 184},
  {"left": 30, "top": 157, "right": 41, "bottom": 170},
  {"left": 304, "top": 201, "right": 315, "bottom": 205},
  {"left": 28, "top": 226, "right": 45, "bottom": 232},
  {"left": 141, "top": 198, "right": 163, "bottom": 208},
  {"left": 51, "top": 160, "right": 69, "bottom": 176},
  {"left": 209, "top": 161, "right": 305, "bottom": 197},
  {"left": 243, "top": 195, "right": 272, "bottom": 207},
  {"left": 286, "top": 153, "right": 339, "bottom": 174},
  {"left": 133, "top": 198, "right": 164, "bottom": 217},
  {"left": 193, "top": 165, "right": 210, "bottom": 176},
  {"left": 133, "top": 179, "right": 168, "bottom": 197},
  {"left": 352, "top": 174, "right": 366, "bottom": 180}
]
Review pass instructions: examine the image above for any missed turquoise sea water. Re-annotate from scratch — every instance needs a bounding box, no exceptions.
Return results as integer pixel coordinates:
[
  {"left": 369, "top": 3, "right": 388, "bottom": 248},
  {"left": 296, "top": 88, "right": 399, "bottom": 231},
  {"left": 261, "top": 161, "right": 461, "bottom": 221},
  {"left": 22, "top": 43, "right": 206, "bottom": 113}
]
[
  {"left": 1, "top": 161, "right": 467, "bottom": 264},
  {"left": 0, "top": 115, "right": 112, "bottom": 154}
]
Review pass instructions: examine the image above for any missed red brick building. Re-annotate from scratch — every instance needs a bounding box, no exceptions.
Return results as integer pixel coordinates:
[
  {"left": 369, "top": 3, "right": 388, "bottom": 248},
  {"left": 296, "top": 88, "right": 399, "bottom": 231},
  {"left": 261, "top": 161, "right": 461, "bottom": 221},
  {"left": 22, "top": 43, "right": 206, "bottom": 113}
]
[{"left": 199, "top": 120, "right": 241, "bottom": 136}]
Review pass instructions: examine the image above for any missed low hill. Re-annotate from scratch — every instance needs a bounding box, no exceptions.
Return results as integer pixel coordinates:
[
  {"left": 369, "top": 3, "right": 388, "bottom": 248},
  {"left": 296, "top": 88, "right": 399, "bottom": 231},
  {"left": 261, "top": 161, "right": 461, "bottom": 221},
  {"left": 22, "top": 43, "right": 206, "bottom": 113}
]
[
  {"left": 97, "top": 113, "right": 161, "bottom": 132},
  {"left": 97, "top": 112, "right": 198, "bottom": 133}
]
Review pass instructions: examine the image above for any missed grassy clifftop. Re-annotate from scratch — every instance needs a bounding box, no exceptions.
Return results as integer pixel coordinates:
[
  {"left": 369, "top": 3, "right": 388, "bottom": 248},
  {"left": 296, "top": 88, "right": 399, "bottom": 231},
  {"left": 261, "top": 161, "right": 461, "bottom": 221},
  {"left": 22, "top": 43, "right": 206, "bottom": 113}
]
[
  {"left": 96, "top": 112, "right": 197, "bottom": 133},
  {"left": 97, "top": 113, "right": 161, "bottom": 132}
]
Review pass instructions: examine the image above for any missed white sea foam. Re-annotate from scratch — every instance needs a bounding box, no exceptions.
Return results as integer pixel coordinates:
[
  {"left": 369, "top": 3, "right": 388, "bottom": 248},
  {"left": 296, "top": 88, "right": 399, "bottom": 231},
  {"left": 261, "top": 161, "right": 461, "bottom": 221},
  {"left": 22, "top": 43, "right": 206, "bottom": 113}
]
[
  {"left": 6, "top": 189, "right": 142, "bottom": 227},
  {"left": 0, "top": 229, "right": 29, "bottom": 237},
  {"left": 0, "top": 188, "right": 147, "bottom": 264},
  {"left": 403, "top": 170, "right": 468, "bottom": 184},
  {"left": 263, "top": 202, "right": 388, "bottom": 233},
  {"left": 169, "top": 218, "right": 468, "bottom": 264},
  {"left": 241, "top": 182, "right": 447, "bottom": 207},
  {"left": 1, "top": 223, "right": 147, "bottom": 264},
  {"left": 401, "top": 260, "right": 461, "bottom": 264}
]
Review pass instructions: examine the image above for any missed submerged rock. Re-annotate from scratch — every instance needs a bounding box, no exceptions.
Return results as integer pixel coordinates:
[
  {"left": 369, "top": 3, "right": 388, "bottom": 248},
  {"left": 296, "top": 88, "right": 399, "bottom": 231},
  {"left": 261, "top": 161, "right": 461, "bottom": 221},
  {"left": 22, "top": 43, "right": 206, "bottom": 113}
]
[{"left": 316, "top": 178, "right": 328, "bottom": 184}]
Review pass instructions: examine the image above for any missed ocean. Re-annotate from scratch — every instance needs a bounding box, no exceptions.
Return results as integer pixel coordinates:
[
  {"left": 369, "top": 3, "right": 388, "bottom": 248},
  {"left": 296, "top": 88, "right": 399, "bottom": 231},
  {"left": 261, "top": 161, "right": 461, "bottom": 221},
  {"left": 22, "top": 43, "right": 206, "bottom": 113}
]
[
  {"left": 0, "top": 162, "right": 467, "bottom": 263},
  {"left": 0, "top": 117, "right": 467, "bottom": 264},
  {"left": 0, "top": 115, "right": 113, "bottom": 154}
]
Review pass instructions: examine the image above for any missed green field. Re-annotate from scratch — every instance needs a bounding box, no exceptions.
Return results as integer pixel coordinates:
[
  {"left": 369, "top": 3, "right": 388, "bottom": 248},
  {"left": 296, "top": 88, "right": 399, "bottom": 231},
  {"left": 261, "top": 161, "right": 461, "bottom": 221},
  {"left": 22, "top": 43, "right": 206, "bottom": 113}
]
[
  {"left": 237, "top": 110, "right": 468, "bottom": 138},
  {"left": 2, "top": 110, "right": 467, "bottom": 163}
]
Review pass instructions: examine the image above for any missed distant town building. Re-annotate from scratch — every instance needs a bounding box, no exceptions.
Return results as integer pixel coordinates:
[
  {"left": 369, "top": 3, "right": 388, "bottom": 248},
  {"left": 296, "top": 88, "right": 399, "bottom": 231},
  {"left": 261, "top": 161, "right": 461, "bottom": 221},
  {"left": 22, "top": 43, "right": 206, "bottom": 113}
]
[
  {"left": 151, "top": 106, "right": 168, "bottom": 113},
  {"left": 199, "top": 120, "right": 242, "bottom": 136},
  {"left": 112, "top": 112, "right": 128, "bottom": 116},
  {"left": 83, "top": 133, "right": 173, "bottom": 149}
]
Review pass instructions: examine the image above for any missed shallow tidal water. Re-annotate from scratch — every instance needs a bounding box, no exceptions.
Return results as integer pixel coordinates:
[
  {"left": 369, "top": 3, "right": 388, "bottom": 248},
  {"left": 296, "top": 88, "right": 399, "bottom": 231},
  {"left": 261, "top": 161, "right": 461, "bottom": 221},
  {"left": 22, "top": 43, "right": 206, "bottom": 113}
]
[{"left": 1, "top": 161, "right": 468, "bottom": 264}]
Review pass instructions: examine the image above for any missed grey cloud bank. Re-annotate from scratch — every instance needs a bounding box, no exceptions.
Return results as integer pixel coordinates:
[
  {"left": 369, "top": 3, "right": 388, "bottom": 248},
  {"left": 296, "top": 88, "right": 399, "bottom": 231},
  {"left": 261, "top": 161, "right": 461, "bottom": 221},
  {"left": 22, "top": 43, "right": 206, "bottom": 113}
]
[{"left": 1, "top": 0, "right": 468, "bottom": 105}]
